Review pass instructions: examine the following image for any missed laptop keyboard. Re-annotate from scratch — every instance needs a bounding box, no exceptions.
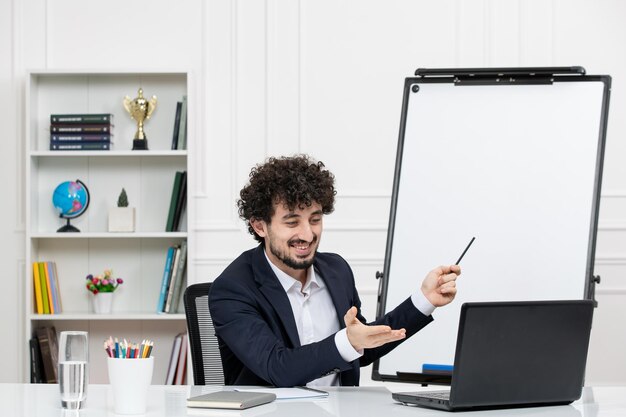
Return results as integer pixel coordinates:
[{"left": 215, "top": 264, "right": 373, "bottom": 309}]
[{"left": 419, "top": 391, "right": 450, "bottom": 400}]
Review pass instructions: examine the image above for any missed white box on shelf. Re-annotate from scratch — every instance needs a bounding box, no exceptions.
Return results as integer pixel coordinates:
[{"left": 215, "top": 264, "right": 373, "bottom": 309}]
[{"left": 108, "top": 207, "right": 136, "bottom": 232}]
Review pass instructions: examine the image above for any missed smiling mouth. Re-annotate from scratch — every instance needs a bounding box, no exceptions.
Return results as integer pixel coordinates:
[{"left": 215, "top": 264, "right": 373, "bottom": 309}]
[{"left": 289, "top": 238, "right": 316, "bottom": 256}]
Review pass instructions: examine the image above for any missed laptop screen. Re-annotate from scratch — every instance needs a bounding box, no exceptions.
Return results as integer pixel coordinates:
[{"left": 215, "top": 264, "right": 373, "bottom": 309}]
[{"left": 450, "top": 300, "right": 594, "bottom": 408}]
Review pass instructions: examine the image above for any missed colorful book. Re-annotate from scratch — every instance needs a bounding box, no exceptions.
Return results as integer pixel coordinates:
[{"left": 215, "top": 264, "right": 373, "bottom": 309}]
[
  {"left": 171, "top": 101, "right": 182, "bottom": 150},
  {"left": 50, "top": 142, "right": 110, "bottom": 151},
  {"left": 38, "top": 262, "right": 50, "bottom": 314},
  {"left": 166, "top": 172, "right": 184, "bottom": 232},
  {"left": 177, "top": 96, "right": 188, "bottom": 150},
  {"left": 42, "top": 262, "right": 54, "bottom": 314},
  {"left": 157, "top": 246, "right": 176, "bottom": 313},
  {"left": 169, "top": 239, "right": 188, "bottom": 314},
  {"left": 164, "top": 246, "right": 181, "bottom": 313},
  {"left": 32, "top": 263, "right": 43, "bottom": 314},
  {"left": 45, "top": 262, "right": 61, "bottom": 314},
  {"left": 50, "top": 134, "right": 113, "bottom": 142},
  {"left": 172, "top": 171, "right": 187, "bottom": 231},
  {"left": 50, "top": 113, "right": 113, "bottom": 124},
  {"left": 50, "top": 124, "right": 113, "bottom": 133},
  {"left": 51, "top": 262, "right": 63, "bottom": 312}
]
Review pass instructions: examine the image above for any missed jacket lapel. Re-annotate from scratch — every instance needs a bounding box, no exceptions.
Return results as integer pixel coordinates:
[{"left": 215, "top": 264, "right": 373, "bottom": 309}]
[
  {"left": 314, "top": 256, "right": 351, "bottom": 330},
  {"left": 251, "top": 245, "right": 302, "bottom": 348}
]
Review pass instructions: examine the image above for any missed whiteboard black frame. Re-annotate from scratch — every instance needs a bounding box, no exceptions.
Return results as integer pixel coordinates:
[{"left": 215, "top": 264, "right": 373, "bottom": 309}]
[{"left": 372, "top": 67, "right": 611, "bottom": 383}]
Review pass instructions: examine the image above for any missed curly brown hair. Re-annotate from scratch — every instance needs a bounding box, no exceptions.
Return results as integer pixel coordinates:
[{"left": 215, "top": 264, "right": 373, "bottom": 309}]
[{"left": 238, "top": 155, "right": 336, "bottom": 243}]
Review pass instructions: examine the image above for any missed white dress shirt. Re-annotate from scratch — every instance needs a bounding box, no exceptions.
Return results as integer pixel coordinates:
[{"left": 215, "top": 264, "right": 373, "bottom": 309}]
[{"left": 264, "top": 252, "right": 435, "bottom": 386}]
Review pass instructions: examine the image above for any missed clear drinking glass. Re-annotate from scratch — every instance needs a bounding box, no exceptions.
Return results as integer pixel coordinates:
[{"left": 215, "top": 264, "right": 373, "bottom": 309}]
[{"left": 58, "top": 331, "right": 89, "bottom": 409}]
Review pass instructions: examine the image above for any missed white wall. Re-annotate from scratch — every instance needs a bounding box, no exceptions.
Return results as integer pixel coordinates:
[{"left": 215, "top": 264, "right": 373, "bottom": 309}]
[{"left": 1, "top": 0, "right": 625, "bottom": 385}]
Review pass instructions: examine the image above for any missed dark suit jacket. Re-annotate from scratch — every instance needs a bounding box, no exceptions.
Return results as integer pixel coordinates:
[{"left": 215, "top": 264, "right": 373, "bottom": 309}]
[{"left": 209, "top": 245, "right": 433, "bottom": 387}]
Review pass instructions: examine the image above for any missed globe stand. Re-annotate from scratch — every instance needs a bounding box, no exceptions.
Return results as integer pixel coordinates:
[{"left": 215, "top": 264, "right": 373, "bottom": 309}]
[{"left": 57, "top": 218, "right": 80, "bottom": 233}]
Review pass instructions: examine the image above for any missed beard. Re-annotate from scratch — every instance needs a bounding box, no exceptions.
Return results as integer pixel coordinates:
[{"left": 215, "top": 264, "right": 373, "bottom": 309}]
[{"left": 268, "top": 235, "right": 318, "bottom": 270}]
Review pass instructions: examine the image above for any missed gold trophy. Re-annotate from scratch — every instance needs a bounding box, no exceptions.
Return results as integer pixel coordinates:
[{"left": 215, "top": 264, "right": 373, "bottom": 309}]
[{"left": 123, "top": 88, "right": 157, "bottom": 150}]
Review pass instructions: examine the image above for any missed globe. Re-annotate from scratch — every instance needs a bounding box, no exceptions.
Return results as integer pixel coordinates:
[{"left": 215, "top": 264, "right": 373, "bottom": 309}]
[{"left": 52, "top": 180, "right": 90, "bottom": 232}]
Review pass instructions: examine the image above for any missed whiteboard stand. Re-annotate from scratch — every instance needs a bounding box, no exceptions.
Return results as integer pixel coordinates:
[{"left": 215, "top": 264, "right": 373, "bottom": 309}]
[{"left": 372, "top": 66, "right": 611, "bottom": 384}]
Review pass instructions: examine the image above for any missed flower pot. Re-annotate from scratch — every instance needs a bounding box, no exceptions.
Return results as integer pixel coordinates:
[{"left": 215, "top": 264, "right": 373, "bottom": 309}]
[
  {"left": 93, "top": 292, "right": 114, "bottom": 314},
  {"left": 108, "top": 207, "right": 136, "bottom": 232}
]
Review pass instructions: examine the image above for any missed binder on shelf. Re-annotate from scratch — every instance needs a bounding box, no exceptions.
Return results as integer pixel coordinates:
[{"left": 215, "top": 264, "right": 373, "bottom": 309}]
[
  {"left": 174, "top": 333, "right": 188, "bottom": 385},
  {"left": 166, "top": 172, "right": 184, "bottom": 232},
  {"left": 177, "top": 96, "right": 188, "bottom": 150},
  {"left": 48, "top": 262, "right": 63, "bottom": 313},
  {"left": 32, "top": 263, "right": 43, "bottom": 314},
  {"left": 172, "top": 171, "right": 187, "bottom": 232},
  {"left": 29, "top": 337, "right": 44, "bottom": 383},
  {"left": 157, "top": 246, "right": 176, "bottom": 313},
  {"left": 38, "top": 263, "right": 50, "bottom": 314},
  {"left": 169, "top": 240, "right": 188, "bottom": 314},
  {"left": 35, "top": 326, "right": 59, "bottom": 383},
  {"left": 164, "top": 246, "right": 182, "bottom": 313},
  {"left": 165, "top": 333, "right": 183, "bottom": 385},
  {"left": 171, "top": 101, "right": 182, "bottom": 150}
]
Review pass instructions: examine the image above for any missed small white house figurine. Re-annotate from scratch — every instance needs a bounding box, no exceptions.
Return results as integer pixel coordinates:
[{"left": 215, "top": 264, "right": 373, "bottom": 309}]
[{"left": 108, "top": 188, "right": 136, "bottom": 232}]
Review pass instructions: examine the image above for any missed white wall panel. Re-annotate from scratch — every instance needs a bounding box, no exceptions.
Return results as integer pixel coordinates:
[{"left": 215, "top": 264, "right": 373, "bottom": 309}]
[{"left": 46, "top": 0, "right": 203, "bottom": 70}]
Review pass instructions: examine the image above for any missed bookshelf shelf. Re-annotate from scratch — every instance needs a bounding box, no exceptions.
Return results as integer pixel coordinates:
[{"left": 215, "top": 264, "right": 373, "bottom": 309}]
[
  {"left": 30, "top": 150, "right": 188, "bottom": 157},
  {"left": 30, "top": 232, "right": 189, "bottom": 239},
  {"left": 30, "top": 313, "right": 186, "bottom": 321},
  {"left": 24, "top": 70, "right": 193, "bottom": 385}
]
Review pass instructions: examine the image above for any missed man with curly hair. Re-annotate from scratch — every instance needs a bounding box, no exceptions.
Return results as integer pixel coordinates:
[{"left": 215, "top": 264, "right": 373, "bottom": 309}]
[{"left": 209, "top": 155, "right": 460, "bottom": 387}]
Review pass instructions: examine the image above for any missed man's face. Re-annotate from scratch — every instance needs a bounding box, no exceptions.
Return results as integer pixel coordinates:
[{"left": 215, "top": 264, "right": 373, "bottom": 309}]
[{"left": 252, "top": 201, "right": 323, "bottom": 280}]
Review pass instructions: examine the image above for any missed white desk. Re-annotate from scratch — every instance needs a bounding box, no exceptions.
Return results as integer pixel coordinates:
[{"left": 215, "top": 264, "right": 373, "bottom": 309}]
[{"left": 0, "top": 383, "right": 621, "bottom": 416}]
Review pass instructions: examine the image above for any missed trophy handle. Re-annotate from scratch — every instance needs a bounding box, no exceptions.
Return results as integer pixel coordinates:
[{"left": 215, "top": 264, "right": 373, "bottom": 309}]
[{"left": 123, "top": 96, "right": 133, "bottom": 117}]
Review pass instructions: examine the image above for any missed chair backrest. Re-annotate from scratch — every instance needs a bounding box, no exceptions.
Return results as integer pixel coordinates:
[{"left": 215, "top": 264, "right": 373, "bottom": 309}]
[{"left": 183, "top": 282, "right": 224, "bottom": 385}]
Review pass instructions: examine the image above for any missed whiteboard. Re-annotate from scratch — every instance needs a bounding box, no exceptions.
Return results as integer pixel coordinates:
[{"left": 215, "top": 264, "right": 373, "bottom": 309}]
[{"left": 374, "top": 70, "right": 610, "bottom": 381}]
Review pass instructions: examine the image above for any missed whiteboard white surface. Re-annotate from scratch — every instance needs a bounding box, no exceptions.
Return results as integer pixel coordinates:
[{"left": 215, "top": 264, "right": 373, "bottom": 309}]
[{"left": 377, "top": 78, "right": 607, "bottom": 378}]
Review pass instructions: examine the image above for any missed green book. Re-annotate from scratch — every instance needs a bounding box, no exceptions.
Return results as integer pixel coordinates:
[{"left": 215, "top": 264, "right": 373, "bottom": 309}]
[
  {"left": 38, "top": 262, "right": 50, "bottom": 314},
  {"left": 166, "top": 172, "right": 183, "bottom": 232}
]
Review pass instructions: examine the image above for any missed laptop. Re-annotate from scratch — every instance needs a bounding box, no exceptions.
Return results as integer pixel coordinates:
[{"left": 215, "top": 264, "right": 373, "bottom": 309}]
[{"left": 392, "top": 300, "right": 594, "bottom": 411}]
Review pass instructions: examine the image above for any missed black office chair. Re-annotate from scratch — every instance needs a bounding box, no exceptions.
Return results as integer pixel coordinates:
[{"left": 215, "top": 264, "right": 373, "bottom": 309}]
[{"left": 183, "top": 282, "right": 225, "bottom": 385}]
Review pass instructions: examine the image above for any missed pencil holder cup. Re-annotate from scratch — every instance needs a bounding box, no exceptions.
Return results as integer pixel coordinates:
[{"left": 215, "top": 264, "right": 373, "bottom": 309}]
[{"left": 107, "top": 356, "right": 154, "bottom": 414}]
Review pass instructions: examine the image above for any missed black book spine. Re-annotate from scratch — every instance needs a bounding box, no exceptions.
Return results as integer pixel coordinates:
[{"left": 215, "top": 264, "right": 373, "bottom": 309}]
[
  {"left": 172, "top": 171, "right": 187, "bottom": 231},
  {"left": 171, "top": 101, "right": 182, "bottom": 150}
]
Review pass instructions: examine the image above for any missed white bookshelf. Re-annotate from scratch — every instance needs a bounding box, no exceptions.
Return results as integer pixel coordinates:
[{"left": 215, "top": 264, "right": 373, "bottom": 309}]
[{"left": 24, "top": 70, "right": 193, "bottom": 384}]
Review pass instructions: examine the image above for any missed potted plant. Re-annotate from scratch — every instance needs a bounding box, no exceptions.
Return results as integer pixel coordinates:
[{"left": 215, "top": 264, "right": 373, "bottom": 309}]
[
  {"left": 86, "top": 269, "right": 124, "bottom": 314},
  {"left": 108, "top": 188, "right": 136, "bottom": 232}
]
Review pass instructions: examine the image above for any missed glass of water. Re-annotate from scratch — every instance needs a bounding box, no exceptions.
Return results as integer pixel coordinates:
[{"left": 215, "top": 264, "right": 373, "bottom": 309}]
[{"left": 58, "top": 331, "right": 88, "bottom": 409}]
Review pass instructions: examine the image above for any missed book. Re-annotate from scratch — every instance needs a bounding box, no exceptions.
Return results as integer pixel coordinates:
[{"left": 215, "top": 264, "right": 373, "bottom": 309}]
[
  {"left": 157, "top": 246, "right": 176, "bottom": 313},
  {"left": 172, "top": 171, "right": 187, "bottom": 231},
  {"left": 165, "top": 333, "right": 183, "bottom": 385},
  {"left": 164, "top": 246, "right": 181, "bottom": 313},
  {"left": 50, "top": 124, "right": 113, "bottom": 133},
  {"left": 38, "top": 262, "right": 50, "bottom": 314},
  {"left": 50, "top": 142, "right": 110, "bottom": 151},
  {"left": 32, "top": 262, "right": 43, "bottom": 314},
  {"left": 169, "top": 239, "right": 188, "bottom": 313},
  {"left": 166, "top": 171, "right": 184, "bottom": 232},
  {"left": 29, "top": 337, "right": 44, "bottom": 383},
  {"left": 174, "top": 333, "right": 188, "bottom": 385},
  {"left": 48, "top": 262, "right": 63, "bottom": 313},
  {"left": 45, "top": 262, "right": 61, "bottom": 314},
  {"left": 50, "top": 113, "right": 113, "bottom": 124},
  {"left": 177, "top": 96, "right": 188, "bottom": 150},
  {"left": 186, "top": 391, "right": 276, "bottom": 410},
  {"left": 171, "top": 101, "right": 182, "bottom": 150},
  {"left": 50, "top": 134, "right": 113, "bottom": 142},
  {"left": 36, "top": 326, "right": 59, "bottom": 383},
  {"left": 42, "top": 261, "right": 54, "bottom": 314}
]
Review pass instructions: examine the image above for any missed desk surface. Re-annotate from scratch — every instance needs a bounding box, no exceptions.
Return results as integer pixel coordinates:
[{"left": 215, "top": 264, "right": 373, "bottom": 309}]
[{"left": 0, "top": 383, "right": 621, "bottom": 416}]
